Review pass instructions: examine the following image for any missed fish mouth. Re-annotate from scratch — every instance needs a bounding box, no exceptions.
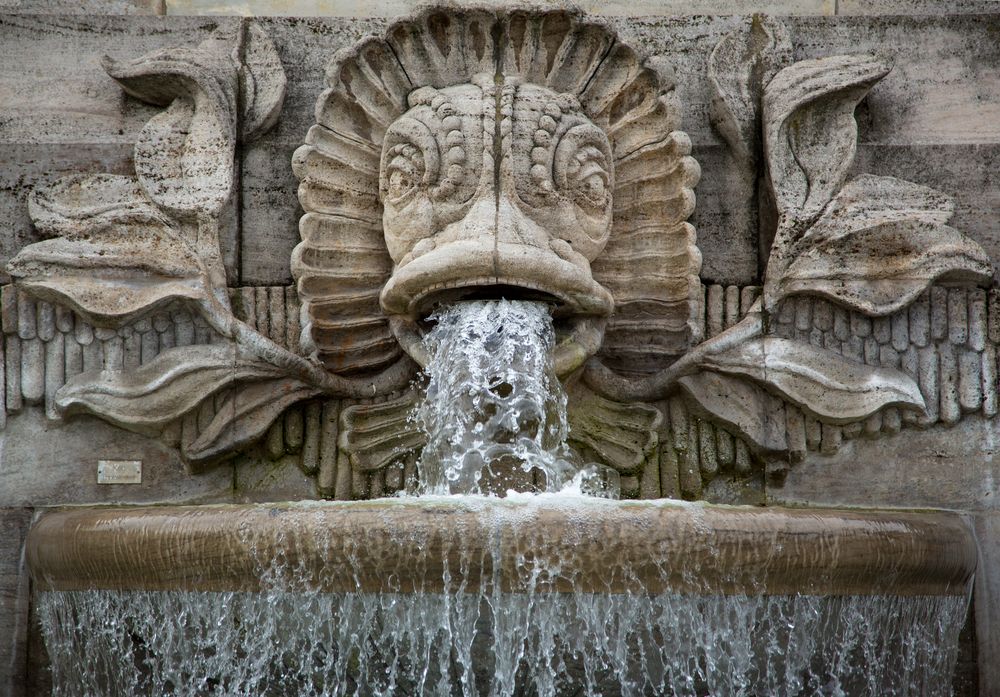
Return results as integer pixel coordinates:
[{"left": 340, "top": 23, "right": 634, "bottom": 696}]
[
  {"left": 403, "top": 278, "right": 583, "bottom": 319},
  {"left": 379, "top": 238, "right": 614, "bottom": 321},
  {"left": 380, "top": 238, "right": 612, "bottom": 376}
]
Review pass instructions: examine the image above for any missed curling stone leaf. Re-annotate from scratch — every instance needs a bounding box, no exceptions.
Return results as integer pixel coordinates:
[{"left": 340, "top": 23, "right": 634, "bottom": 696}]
[
  {"left": 700, "top": 336, "right": 925, "bottom": 423},
  {"left": 103, "top": 38, "right": 238, "bottom": 219},
  {"left": 184, "top": 377, "right": 321, "bottom": 468},
  {"left": 132, "top": 91, "right": 233, "bottom": 220},
  {"left": 55, "top": 344, "right": 286, "bottom": 435},
  {"left": 678, "top": 370, "right": 787, "bottom": 454},
  {"left": 240, "top": 22, "right": 287, "bottom": 141},
  {"left": 793, "top": 175, "right": 955, "bottom": 250},
  {"left": 11, "top": 274, "right": 206, "bottom": 330},
  {"left": 776, "top": 175, "right": 993, "bottom": 315},
  {"left": 9, "top": 202, "right": 210, "bottom": 327},
  {"left": 763, "top": 55, "right": 890, "bottom": 224},
  {"left": 708, "top": 15, "right": 791, "bottom": 165},
  {"left": 27, "top": 174, "right": 171, "bottom": 238}
]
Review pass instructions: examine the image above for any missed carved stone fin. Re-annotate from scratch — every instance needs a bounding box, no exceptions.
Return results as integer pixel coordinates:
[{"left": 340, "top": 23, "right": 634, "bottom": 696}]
[
  {"left": 339, "top": 390, "right": 425, "bottom": 473},
  {"left": 594, "top": 132, "right": 702, "bottom": 374},
  {"left": 567, "top": 382, "right": 662, "bottom": 475},
  {"left": 708, "top": 15, "right": 791, "bottom": 168}
]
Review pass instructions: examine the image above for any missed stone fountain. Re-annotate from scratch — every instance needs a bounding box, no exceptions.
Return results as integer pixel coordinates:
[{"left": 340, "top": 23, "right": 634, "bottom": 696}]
[{"left": 2, "top": 6, "right": 997, "bottom": 695}]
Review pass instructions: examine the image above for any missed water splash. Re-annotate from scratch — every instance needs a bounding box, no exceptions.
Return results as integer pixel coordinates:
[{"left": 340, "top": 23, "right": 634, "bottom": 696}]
[{"left": 414, "top": 300, "right": 598, "bottom": 495}]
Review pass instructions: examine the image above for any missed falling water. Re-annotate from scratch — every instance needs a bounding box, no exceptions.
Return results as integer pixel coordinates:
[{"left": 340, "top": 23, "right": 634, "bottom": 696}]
[
  {"left": 37, "top": 534, "right": 969, "bottom": 696},
  {"left": 34, "top": 299, "right": 973, "bottom": 695},
  {"left": 413, "top": 300, "right": 611, "bottom": 496}
]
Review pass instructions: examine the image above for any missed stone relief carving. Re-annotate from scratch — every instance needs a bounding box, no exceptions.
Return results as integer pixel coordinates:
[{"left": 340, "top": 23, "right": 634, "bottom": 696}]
[
  {"left": 4, "top": 23, "right": 347, "bottom": 471},
  {"left": 2, "top": 9, "right": 995, "bottom": 499},
  {"left": 665, "top": 33, "right": 993, "bottom": 471},
  {"left": 292, "top": 9, "right": 702, "bottom": 385}
]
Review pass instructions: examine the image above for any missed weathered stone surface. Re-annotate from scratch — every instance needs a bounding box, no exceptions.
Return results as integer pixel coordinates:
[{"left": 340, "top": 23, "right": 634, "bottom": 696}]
[
  {"left": 774, "top": 416, "right": 1000, "bottom": 510},
  {"left": 594, "top": 33, "right": 993, "bottom": 480},
  {"left": 0, "top": 411, "right": 235, "bottom": 507},
  {"left": 688, "top": 145, "right": 761, "bottom": 284},
  {"left": 164, "top": 0, "right": 838, "bottom": 16},
  {"left": 165, "top": 0, "right": 1000, "bottom": 15},
  {"left": 239, "top": 143, "right": 302, "bottom": 285},
  {"left": 708, "top": 15, "right": 791, "bottom": 170},
  {"left": 788, "top": 15, "right": 1000, "bottom": 146},
  {"left": 0, "top": 508, "right": 31, "bottom": 697},
  {"left": 838, "top": 0, "right": 1000, "bottom": 16},
  {"left": 234, "top": 453, "right": 318, "bottom": 503},
  {"left": 974, "top": 512, "right": 1000, "bottom": 696},
  {"left": 4, "top": 8, "right": 990, "bottom": 505},
  {"left": 0, "top": 243, "right": 996, "bottom": 504},
  {"left": 6, "top": 0, "right": 163, "bottom": 13}
]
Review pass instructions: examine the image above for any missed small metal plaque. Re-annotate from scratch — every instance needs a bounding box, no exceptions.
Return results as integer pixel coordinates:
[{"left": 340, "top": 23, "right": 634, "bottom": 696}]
[{"left": 97, "top": 460, "right": 142, "bottom": 484}]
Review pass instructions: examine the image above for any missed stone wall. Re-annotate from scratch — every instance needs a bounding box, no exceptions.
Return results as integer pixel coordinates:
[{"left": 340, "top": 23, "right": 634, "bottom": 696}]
[{"left": 1, "top": 5, "right": 999, "bottom": 695}]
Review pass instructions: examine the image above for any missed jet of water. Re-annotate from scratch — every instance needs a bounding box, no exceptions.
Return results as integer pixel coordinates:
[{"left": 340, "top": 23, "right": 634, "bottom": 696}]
[{"left": 414, "top": 299, "right": 590, "bottom": 495}]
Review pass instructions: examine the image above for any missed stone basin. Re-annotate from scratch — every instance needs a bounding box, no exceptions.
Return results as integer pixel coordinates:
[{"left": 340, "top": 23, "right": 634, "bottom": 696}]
[{"left": 27, "top": 497, "right": 976, "bottom": 597}]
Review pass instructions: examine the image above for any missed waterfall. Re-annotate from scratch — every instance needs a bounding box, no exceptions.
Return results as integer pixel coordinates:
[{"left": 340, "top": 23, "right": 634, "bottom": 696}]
[{"left": 37, "top": 543, "right": 969, "bottom": 696}]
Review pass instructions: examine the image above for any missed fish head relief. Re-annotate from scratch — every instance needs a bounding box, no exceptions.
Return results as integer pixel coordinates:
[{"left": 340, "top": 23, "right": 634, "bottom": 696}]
[
  {"left": 293, "top": 11, "right": 702, "bottom": 380},
  {"left": 378, "top": 78, "right": 621, "bottom": 385},
  {"left": 378, "top": 78, "right": 614, "bottom": 320}
]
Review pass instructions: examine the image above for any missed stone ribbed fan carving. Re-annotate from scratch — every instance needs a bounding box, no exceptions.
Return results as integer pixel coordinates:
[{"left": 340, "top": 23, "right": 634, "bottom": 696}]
[{"left": 292, "top": 8, "right": 700, "bottom": 376}]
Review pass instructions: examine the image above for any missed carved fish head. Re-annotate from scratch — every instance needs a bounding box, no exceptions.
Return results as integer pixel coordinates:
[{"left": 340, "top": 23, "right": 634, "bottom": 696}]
[
  {"left": 293, "top": 9, "right": 701, "bottom": 381},
  {"left": 379, "top": 76, "right": 615, "bottom": 320}
]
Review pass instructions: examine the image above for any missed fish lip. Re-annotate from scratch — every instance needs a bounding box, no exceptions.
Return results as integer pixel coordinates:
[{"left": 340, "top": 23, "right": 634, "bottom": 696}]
[
  {"left": 408, "top": 278, "right": 573, "bottom": 319},
  {"left": 379, "top": 238, "right": 614, "bottom": 321},
  {"left": 379, "top": 237, "right": 613, "bottom": 376}
]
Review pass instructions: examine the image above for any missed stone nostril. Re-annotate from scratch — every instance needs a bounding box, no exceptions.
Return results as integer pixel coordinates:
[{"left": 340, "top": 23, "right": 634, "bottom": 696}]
[
  {"left": 397, "top": 238, "right": 438, "bottom": 269},
  {"left": 549, "top": 238, "right": 589, "bottom": 269}
]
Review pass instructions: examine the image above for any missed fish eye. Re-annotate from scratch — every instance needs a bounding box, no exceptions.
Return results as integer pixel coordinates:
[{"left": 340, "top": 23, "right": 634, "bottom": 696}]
[
  {"left": 382, "top": 143, "right": 424, "bottom": 203},
  {"left": 568, "top": 150, "right": 610, "bottom": 207},
  {"left": 553, "top": 125, "right": 612, "bottom": 211}
]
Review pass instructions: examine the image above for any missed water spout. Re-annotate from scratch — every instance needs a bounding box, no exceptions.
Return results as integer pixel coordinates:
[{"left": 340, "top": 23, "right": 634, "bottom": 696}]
[{"left": 414, "top": 299, "right": 614, "bottom": 496}]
